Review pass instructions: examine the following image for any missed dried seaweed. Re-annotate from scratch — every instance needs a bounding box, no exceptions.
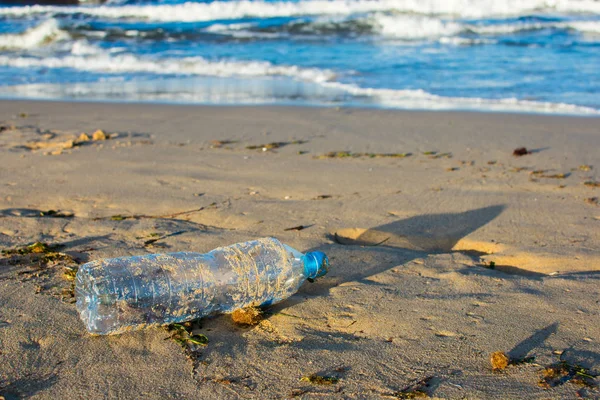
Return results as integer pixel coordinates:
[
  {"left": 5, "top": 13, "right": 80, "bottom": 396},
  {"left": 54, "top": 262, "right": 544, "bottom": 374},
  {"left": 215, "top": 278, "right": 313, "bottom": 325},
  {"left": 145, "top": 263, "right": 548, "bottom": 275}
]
[
  {"left": 2, "top": 242, "right": 77, "bottom": 281},
  {"left": 367, "top": 152, "right": 412, "bottom": 158},
  {"left": 2, "top": 242, "right": 59, "bottom": 256},
  {"left": 1, "top": 242, "right": 75, "bottom": 265},
  {"left": 539, "top": 173, "right": 570, "bottom": 179},
  {"left": 538, "top": 361, "right": 597, "bottom": 389},
  {"left": 428, "top": 152, "right": 452, "bottom": 159},
  {"left": 315, "top": 151, "right": 411, "bottom": 159},
  {"left": 39, "top": 209, "right": 74, "bottom": 218},
  {"left": 394, "top": 376, "right": 435, "bottom": 399},
  {"left": 210, "top": 139, "right": 238, "bottom": 148},
  {"left": 63, "top": 266, "right": 79, "bottom": 282},
  {"left": 584, "top": 181, "right": 600, "bottom": 188},
  {"left": 300, "top": 374, "right": 339, "bottom": 385},
  {"left": 316, "top": 151, "right": 354, "bottom": 159},
  {"left": 246, "top": 140, "right": 306, "bottom": 151},
  {"left": 530, "top": 170, "right": 547, "bottom": 175},
  {"left": 166, "top": 323, "right": 208, "bottom": 347}
]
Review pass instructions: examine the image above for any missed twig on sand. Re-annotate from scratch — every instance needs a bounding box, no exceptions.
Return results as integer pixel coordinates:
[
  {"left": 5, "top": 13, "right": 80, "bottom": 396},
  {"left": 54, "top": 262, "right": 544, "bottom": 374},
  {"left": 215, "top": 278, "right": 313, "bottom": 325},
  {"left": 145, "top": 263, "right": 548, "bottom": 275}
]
[
  {"left": 284, "top": 224, "right": 314, "bottom": 231},
  {"left": 94, "top": 205, "right": 213, "bottom": 221},
  {"left": 333, "top": 232, "right": 390, "bottom": 247}
]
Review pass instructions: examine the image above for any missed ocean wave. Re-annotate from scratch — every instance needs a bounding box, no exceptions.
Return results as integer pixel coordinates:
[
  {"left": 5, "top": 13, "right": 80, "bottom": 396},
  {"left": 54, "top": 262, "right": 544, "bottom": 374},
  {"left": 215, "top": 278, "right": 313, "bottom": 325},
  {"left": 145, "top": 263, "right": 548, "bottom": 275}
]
[
  {"left": 208, "top": 14, "right": 463, "bottom": 40},
  {"left": 206, "top": 14, "right": 600, "bottom": 41},
  {"left": 0, "top": 47, "right": 596, "bottom": 115},
  {"left": 468, "top": 19, "right": 600, "bottom": 34},
  {"left": 3, "top": 14, "right": 596, "bottom": 49},
  {"left": 0, "top": 19, "right": 68, "bottom": 49},
  {"left": 0, "top": 48, "right": 337, "bottom": 82},
  {"left": 320, "top": 81, "right": 600, "bottom": 114},
  {"left": 373, "top": 14, "right": 463, "bottom": 38},
  {"left": 3, "top": 76, "right": 597, "bottom": 115},
  {"left": 1, "top": 0, "right": 599, "bottom": 22},
  {"left": 249, "top": 14, "right": 464, "bottom": 39}
]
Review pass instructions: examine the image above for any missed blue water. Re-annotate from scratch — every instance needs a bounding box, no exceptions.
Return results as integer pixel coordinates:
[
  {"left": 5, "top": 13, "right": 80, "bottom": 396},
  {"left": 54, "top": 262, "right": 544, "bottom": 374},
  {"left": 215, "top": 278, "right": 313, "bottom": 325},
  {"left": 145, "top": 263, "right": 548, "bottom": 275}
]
[{"left": 0, "top": 0, "right": 599, "bottom": 114}]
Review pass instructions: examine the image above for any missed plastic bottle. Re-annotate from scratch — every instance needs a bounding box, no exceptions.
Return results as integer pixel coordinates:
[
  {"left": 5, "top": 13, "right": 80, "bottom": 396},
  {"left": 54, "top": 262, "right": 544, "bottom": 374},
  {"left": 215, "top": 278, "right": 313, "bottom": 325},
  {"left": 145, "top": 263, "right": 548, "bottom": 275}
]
[{"left": 75, "top": 237, "right": 328, "bottom": 335}]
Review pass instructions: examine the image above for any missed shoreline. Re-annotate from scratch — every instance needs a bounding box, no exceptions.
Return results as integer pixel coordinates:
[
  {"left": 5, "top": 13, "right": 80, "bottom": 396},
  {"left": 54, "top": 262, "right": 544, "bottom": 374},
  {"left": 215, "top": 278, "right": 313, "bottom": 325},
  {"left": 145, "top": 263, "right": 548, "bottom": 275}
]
[
  {"left": 3, "top": 97, "right": 600, "bottom": 121},
  {"left": 1, "top": 99, "right": 599, "bottom": 399},
  {"left": 1, "top": 94, "right": 598, "bottom": 118}
]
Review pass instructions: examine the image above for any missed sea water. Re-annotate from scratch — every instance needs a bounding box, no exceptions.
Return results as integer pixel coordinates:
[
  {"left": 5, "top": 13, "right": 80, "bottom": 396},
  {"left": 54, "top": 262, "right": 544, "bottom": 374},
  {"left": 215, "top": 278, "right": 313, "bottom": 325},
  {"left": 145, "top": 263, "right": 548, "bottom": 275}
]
[{"left": 0, "top": 0, "right": 599, "bottom": 114}]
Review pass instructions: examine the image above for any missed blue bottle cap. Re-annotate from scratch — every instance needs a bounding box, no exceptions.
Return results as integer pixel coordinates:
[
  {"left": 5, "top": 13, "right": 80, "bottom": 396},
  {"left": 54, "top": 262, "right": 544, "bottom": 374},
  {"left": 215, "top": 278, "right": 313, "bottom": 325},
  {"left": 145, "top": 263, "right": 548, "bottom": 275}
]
[{"left": 303, "top": 251, "right": 329, "bottom": 280}]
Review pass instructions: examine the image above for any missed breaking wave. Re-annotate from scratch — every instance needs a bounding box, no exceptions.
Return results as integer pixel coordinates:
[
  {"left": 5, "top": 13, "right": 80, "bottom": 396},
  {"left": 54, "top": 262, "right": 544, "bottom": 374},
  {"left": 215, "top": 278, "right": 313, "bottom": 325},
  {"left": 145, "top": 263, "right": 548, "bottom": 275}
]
[
  {"left": 1, "top": 0, "right": 599, "bottom": 22},
  {"left": 0, "top": 19, "right": 68, "bottom": 49},
  {"left": 320, "top": 81, "right": 600, "bottom": 114},
  {"left": 212, "top": 14, "right": 600, "bottom": 40},
  {"left": 2, "top": 12, "right": 598, "bottom": 48},
  {"left": 0, "top": 47, "right": 337, "bottom": 82}
]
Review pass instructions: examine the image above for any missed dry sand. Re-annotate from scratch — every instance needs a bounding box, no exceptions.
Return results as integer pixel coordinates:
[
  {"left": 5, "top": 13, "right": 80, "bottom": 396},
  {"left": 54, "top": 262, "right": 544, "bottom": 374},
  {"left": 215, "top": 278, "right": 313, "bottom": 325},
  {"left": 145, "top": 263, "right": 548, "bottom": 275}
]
[{"left": 0, "top": 100, "right": 599, "bottom": 399}]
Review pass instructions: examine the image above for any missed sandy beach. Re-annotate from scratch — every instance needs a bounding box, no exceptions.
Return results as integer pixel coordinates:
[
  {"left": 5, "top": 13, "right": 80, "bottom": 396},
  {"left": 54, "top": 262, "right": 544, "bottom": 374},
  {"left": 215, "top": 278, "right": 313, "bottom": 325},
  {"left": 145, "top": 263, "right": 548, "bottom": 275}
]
[{"left": 0, "top": 100, "right": 599, "bottom": 399}]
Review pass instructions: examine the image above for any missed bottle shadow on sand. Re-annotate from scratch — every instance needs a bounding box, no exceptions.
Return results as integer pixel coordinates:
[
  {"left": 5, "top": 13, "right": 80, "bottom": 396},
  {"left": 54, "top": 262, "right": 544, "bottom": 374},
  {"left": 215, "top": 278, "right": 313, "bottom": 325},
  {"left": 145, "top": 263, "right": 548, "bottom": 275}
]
[{"left": 296, "top": 204, "right": 506, "bottom": 297}]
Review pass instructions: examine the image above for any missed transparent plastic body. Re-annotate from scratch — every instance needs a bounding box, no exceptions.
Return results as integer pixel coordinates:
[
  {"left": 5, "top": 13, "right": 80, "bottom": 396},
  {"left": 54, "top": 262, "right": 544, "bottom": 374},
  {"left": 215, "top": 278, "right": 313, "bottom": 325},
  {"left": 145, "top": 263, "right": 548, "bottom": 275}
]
[{"left": 75, "top": 237, "right": 326, "bottom": 335}]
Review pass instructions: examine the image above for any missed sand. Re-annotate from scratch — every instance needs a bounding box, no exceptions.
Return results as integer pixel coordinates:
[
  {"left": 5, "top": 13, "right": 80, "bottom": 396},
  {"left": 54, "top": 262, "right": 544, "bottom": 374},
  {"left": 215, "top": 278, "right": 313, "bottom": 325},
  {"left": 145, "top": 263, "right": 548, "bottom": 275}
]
[{"left": 0, "top": 100, "right": 599, "bottom": 399}]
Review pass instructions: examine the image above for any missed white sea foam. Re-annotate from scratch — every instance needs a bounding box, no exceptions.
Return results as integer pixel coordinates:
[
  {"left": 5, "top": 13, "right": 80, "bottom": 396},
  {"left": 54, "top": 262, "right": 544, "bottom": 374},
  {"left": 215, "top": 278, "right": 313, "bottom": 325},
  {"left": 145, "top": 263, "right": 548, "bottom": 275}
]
[
  {"left": 320, "top": 81, "right": 600, "bottom": 114},
  {"left": 372, "top": 15, "right": 463, "bottom": 38},
  {"left": 0, "top": 49, "right": 337, "bottom": 82},
  {"left": 438, "top": 36, "right": 496, "bottom": 45},
  {"left": 1, "top": 0, "right": 599, "bottom": 22},
  {"left": 69, "top": 40, "right": 105, "bottom": 55},
  {"left": 205, "top": 23, "right": 255, "bottom": 32},
  {"left": 568, "top": 20, "right": 600, "bottom": 33},
  {"left": 361, "top": 14, "right": 600, "bottom": 39},
  {"left": 468, "top": 19, "right": 600, "bottom": 35},
  {"left": 204, "top": 22, "right": 282, "bottom": 39},
  {"left": 0, "top": 19, "right": 68, "bottom": 49}
]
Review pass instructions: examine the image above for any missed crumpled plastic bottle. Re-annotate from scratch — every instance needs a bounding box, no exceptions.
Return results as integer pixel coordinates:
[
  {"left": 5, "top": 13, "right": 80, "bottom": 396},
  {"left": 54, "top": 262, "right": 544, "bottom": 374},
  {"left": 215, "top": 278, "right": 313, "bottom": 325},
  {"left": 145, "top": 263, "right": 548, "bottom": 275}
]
[{"left": 75, "top": 237, "right": 328, "bottom": 335}]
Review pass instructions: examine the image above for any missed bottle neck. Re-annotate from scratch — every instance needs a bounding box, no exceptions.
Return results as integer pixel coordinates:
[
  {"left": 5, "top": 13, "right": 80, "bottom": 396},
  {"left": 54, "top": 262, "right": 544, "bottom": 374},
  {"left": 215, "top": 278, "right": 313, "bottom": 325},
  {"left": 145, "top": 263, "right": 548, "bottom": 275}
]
[{"left": 303, "top": 251, "right": 329, "bottom": 280}]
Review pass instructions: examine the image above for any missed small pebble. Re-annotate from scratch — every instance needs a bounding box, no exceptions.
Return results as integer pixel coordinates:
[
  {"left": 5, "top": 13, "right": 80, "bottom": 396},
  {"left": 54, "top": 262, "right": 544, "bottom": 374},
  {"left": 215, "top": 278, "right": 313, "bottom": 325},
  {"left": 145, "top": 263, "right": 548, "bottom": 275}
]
[{"left": 92, "top": 130, "right": 107, "bottom": 141}]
